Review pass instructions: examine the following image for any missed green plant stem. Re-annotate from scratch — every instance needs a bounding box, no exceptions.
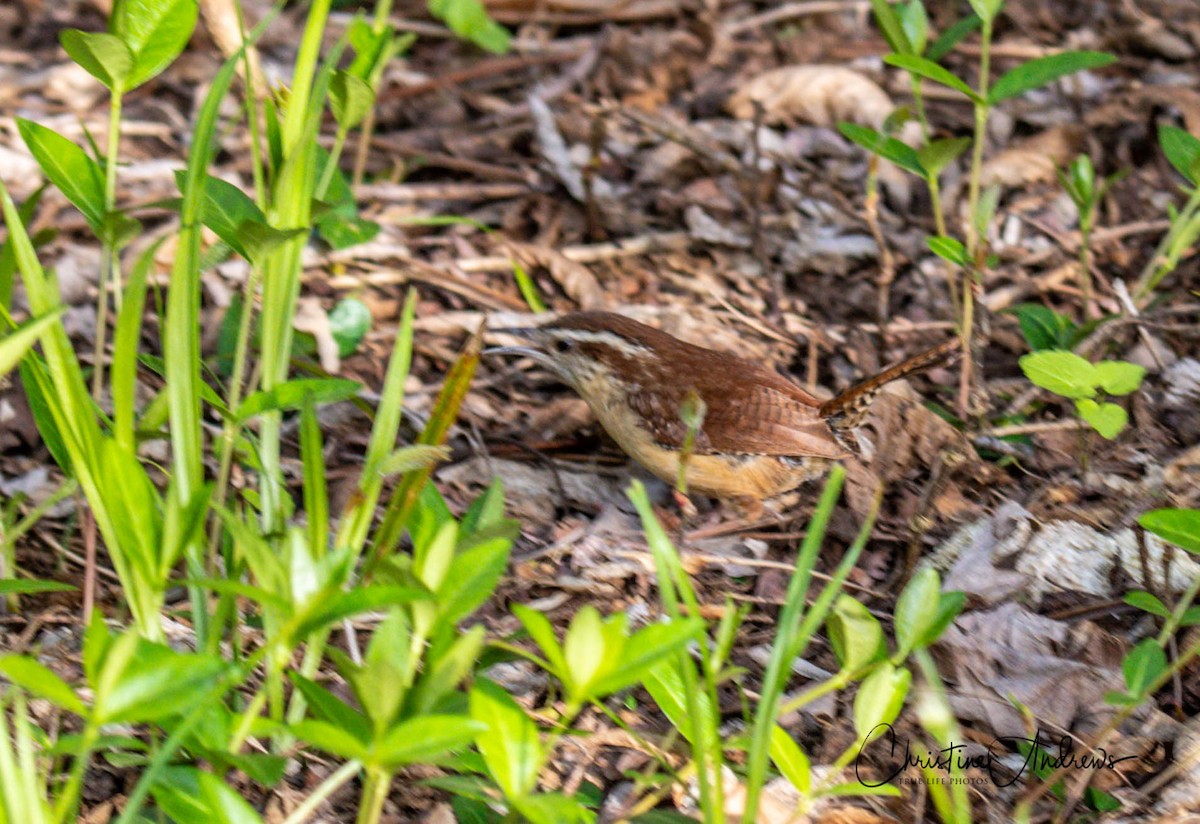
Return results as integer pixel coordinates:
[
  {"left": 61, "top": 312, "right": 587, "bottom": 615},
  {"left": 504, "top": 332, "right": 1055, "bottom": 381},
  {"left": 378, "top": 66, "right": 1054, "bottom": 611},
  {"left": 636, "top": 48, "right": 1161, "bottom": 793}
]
[
  {"left": 965, "top": 16, "right": 992, "bottom": 262},
  {"left": 777, "top": 671, "right": 852, "bottom": 718},
  {"left": 913, "top": 649, "right": 970, "bottom": 824},
  {"left": 357, "top": 766, "right": 392, "bottom": 824},
  {"left": 1133, "top": 183, "right": 1200, "bottom": 301},
  {"left": 52, "top": 722, "right": 98, "bottom": 824},
  {"left": 1078, "top": 225, "right": 1093, "bottom": 318},
  {"left": 282, "top": 760, "right": 363, "bottom": 824},
  {"left": 92, "top": 92, "right": 125, "bottom": 401},
  {"left": 1157, "top": 571, "right": 1200, "bottom": 645}
]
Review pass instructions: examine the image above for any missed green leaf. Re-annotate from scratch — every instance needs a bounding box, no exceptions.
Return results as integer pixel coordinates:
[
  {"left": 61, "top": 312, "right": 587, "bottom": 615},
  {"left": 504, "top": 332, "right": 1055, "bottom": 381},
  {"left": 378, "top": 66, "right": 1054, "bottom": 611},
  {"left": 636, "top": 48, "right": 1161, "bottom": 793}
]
[
  {"left": 428, "top": 0, "right": 511, "bottom": 54},
  {"left": 916, "top": 137, "right": 970, "bottom": 178},
  {"left": 513, "top": 603, "right": 569, "bottom": 678},
  {"left": 897, "top": 1, "right": 928, "bottom": 56},
  {"left": 827, "top": 595, "right": 886, "bottom": 672},
  {"left": 769, "top": 726, "right": 811, "bottom": 795},
  {"left": 918, "top": 590, "right": 965, "bottom": 647},
  {"left": 288, "top": 672, "right": 371, "bottom": 742},
  {"left": 375, "top": 715, "right": 486, "bottom": 768},
  {"left": 837, "top": 123, "right": 926, "bottom": 177},
  {"left": 966, "top": 0, "right": 1002, "bottom": 23},
  {"left": 1139, "top": 509, "right": 1200, "bottom": 554},
  {"left": 0, "top": 654, "right": 86, "bottom": 714},
  {"left": 1122, "top": 638, "right": 1166, "bottom": 696},
  {"left": 1124, "top": 590, "right": 1170, "bottom": 618},
  {"left": 329, "top": 298, "right": 372, "bottom": 356},
  {"left": 16, "top": 119, "right": 106, "bottom": 231},
  {"left": 93, "top": 638, "right": 226, "bottom": 724},
  {"left": 853, "top": 663, "right": 911, "bottom": 740},
  {"left": 1009, "top": 303, "right": 1075, "bottom": 351},
  {"left": 317, "top": 214, "right": 380, "bottom": 250},
  {"left": 1092, "top": 360, "right": 1145, "bottom": 396},
  {"left": 589, "top": 617, "right": 704, "bottom": 698},
  {"left": 60, "top": 30, "right": 133, "bottom": 91},
  {"left": 436, "top": 532, "right": 512, "bottom": 626},
  {"left": 291, "top": 719, "right": 369, "bottom": 760},
  {"left": 893, "top": 566, "right": 940, "bottom": 657},
  {"left": 237, "top": 378, "right": 362, "bottom": 420},
  {"left": 1019, "top": 350, "right": 1098, "bottom": 399},
  {"left": 825, "top": 781, "right": 903, "bottom": 797},
  {"left": 1076, "top": 399, "right": 1127, "bottom": 440},
  {"left": 329, "top": 70, "right": 375, "bottom": 131},
  {"left": 926, "top": 234, "right": 968, "bottom": 265},
  {"left": 563, "top": 606, "right": 613, "bottom": 697},
  {"left": 989, "top": 51, "right": 1115, "bottom": 104},
  {"left": 512, "top": 794, "right": 593, "bottom": 824},
  {"left": 0, "top": 309, "right": 62, "bottom": 377},
  {"left": 0, "top": 577, "right": 77, "bottom": 595},
  {"left": 470, "top": 679, "right": 542, "bottom": 799},
  {"left": 926, "top": 14, "right": 981, "bottom": 63},
  {"left": 884, "top": 53, "right": 982, "bottom": 102},
  {"left": 869, "top": 0, "right": 913, "bottom": 55},
  {"left": 1160, "top": 125, "right": 1200, "bottom": 185},
  {"left": 379, "top": 445, "right": 451, "bottom": 477},
  {"left": 110, "top": 0, "right": 199, "bottom": 90}
]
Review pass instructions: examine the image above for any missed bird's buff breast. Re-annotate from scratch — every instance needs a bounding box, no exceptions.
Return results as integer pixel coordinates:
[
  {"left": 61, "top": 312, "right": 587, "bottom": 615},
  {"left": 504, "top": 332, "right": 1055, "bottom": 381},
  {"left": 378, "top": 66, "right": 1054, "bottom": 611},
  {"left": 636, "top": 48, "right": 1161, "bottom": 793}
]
[{"left": 589, "top": 388, "right": 832, "bottom": 500}]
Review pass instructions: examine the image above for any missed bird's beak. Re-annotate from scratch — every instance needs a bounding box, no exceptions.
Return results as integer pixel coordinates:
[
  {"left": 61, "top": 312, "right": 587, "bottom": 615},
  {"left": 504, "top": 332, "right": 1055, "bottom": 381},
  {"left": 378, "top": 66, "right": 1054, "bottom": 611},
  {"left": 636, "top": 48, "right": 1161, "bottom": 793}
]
[{"left": 483, "top": 327, "right": 549, "bottom": 363}]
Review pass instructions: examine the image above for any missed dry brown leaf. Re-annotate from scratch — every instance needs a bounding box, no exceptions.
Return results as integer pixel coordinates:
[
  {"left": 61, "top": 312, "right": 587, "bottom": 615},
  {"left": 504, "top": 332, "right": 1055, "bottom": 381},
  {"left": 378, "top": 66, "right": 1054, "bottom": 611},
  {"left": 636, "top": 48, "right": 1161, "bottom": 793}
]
[
  {"left": 504, "top": 242, "right": 607, "bottom": 309},
  {"left": 979, "top": 125, "right": 1082, "bottom": 189},
  {"left": 293, "top": 297, "right": 340, "bottom": 374},
  {"left": 483, "top": 0, "right": 679, "bottom": 21}
]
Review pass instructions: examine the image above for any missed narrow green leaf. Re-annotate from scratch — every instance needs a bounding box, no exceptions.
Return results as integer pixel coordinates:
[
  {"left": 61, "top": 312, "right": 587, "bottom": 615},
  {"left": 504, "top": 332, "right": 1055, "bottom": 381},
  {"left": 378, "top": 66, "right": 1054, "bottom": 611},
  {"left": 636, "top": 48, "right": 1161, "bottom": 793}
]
[
  {"left": 853, "top": 663, "right": 911, "bottom": 739},
  {"left": 769, "top": 727, "right": 811, "bottom": 795},
  {"left": 966, "top": 0, "right": 1002, "bottom": 24},
  {"left": 1122, "top": 638, "right": 1166, "bottom": 696},
  {"left": 237, "top": 378, "right": 362, "bottom": 420},
  {"left": 893, "top": 566, "right": 940, "bottom": 657},
  {"left": 989, "top": 51, "right": 1116, "bottom": 104},
  {"left": 926, "top": 234, "right": 968, "bottom": 265},
  {"left": 838, "top": 122, "right": 926, "bottom": 177},
  {"left": 375, "top": 715, "right": 486, "bottom": 768},
  {"left": 869, "top": 0, "right": 913, "bottom": 55},
  {"left": 0, "top": 309, "right": 62, "bottom": 377},
  {"left": 291, "top": 719, "right": 369, "bottom": 760},
  {"left": 0, "top": 578, "right": 77, "bottom": 595},
  {"left": 589, "top": 618, "right": 705, "bottom": 698},
  {"left": 1008, "top": 303, "right": 1074, "bottom": 351},
  {"left": 916, "top": 136, "right": 970, "bottom": 178},
  {"left": 16, "top": 119, "right": 106, "bottom": 231},
  {"left": 1076, "top": 399, "right": 1127, "bottom": 439},
  {"left": 1139, "top": 509, "right": 1200, "bottom": 554},
  {"left": 926, "top": 14, "right": 981, "bottom": 63},
  {"left": 827, "top": 595, "right": 886, "bottom": 672},
  {"left": 1123, "top": 590, "right": 1170, "bottom": 617},
  {"left": 884, "top": 53, "right": 982, "bottom": 102},
  {"left": 60, "top": 30, "right": 133, "bottom": 91},
  {"left": 1019, "top": 350, "right": 1097, "bottom": 399},
  {"left": 288, "top": 672, "right": 371, "bottom": 741},
  {"left": 0, "top": 655, "right": 86, "bottom": 714}
]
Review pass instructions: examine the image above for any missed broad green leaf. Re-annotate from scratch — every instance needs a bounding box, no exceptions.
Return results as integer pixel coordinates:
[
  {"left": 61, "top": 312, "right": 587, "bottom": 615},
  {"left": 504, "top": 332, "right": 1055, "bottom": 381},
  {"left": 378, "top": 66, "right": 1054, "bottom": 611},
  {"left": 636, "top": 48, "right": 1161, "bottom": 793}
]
[
  {"left": 884, "top": 53, "right": 982, "bottom": 102},
  {"left": 989, "top": 51, "right": 1116, "bottom": 104},
  {"left": 512, "top": 794, "right": 594, "bottom": 824},
  {"left": 329, "top": 297, "right": 372, "bottom": 356},
  {"left": 1160, "top": 125, "right": 1200, "bottom": 185},
  {"left": 1076, "top": 399, "right": 1127, "bottom": 439},
  {"left": 0, "top": 309, "right": 62, "bottom": 377},
  {"left": 1124, "top": 590, "right": 1170, "bottom": 617},
  {"left": 1019, "top": 350, "right": 1097, "bottom": 399},
  {"left": 1139, "top": 508, "right": 1200, "bottom": 554},
  {"left": 153, "top": 767, "right": 264, "bottom": 824},
  {"left": 589, "top": 618, "right": 704, "bottom": 698},
  {"left": 317, "top": 214, "right": 380, "bottom": 250},
  {"left": 916, "top": 136, "right": 970, "bottom": 178},
  {"left": 0, "top": 578, "right": 77, "bottom": 595},
  {"left": 0, "top": 654, "right": 86, "bottom": 714},
  {"left": 289, "top": 585, "right": 426, "bottom": 642},
  {"left": 16, "top": 119, "right": 106, "bottom": 231},
  {"left": 375, "top": 715, "right": 486, "bottom": 768},
  {"left": 827, "top": 595, "right": 886, "bottom": 672},
  {"left": 838, "top": 122, "right": 926, "bottom": 177},
  {"left": 428, "top": 0, "right": 511, "bottom": 54},
  {"left": 893, "top": 566, "right": 940, "bottom": 657},
  {"left": 1009, "top": 303, "right": 1074, "bottom": 351},
  {"left": 926, "top": 14, "right": 981, "bottom": 63},
  {"left": 966, "top": 0, "right": 1002, "bottom": 23},
  {"left": 291, "top": 719, "right": 369, "bottom": 760},
  {"left": 563, "top": 606, "right": 612, "bottom": 697},
  {"left": 60, "top": 30, "right": 132, "bottom": 90},
  {"left": 329, "top": 70, "right": 375, "bottom": 131},
  {"left": 769, "top": 726, "right": 811, "bottom": 795},
  {"left": 853, "top": 663, "right": 911, "bottom": 740},
  {"left": 470, "top": 679, "right": 542, "bottom": 799},
  {"left": 1122, "top": 638, "right": 1166, "bottom": 696},
  {"left": 237, "top": 378, "right": 362, "bottom": 420},
  {"left": 1092, "top": 360, "right": 1145, "bottom": 396},
  {"left": 410, "top": 624, "right": 486, "bottom": 714},
  {"left": 869, "top": 0, "right": 913, "bottom": 55},
  {"left": 917, "top": 590, "right": 965, "bottom": 647},
  {"left": 95, "top": 639, "right": 225, "bottom": 724},
  {"left": 111, "top": 0, "right": 199, "bottom": 90},
  {"left": 926, "top": 234, "right": 968, "bottom": 265},
  {"left": 437, "top": 532, "right": 513, "bottom": 626}
]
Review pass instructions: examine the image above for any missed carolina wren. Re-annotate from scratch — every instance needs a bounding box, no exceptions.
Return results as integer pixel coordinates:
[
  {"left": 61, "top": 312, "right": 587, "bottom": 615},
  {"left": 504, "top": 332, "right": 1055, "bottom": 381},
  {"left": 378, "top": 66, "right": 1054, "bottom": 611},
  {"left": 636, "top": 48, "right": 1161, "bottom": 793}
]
[{"left": 488, "top": 312, "right": 958, "bottom": 505}]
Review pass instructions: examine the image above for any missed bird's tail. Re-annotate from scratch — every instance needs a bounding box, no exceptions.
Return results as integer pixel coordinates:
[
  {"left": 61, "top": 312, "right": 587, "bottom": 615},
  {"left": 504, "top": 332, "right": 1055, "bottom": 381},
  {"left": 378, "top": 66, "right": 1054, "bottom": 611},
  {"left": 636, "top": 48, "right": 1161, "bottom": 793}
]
[{"left": 819, "top": 338, "right": 960, "bottom": 432}]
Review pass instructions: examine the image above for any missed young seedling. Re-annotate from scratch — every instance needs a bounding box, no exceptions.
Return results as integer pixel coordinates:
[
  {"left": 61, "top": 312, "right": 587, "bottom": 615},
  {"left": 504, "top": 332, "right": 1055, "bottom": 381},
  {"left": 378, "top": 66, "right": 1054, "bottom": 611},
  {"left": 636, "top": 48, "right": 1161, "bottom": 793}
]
[{"left": 1058, "top": 153, "right": 1125, "bottom": 319}]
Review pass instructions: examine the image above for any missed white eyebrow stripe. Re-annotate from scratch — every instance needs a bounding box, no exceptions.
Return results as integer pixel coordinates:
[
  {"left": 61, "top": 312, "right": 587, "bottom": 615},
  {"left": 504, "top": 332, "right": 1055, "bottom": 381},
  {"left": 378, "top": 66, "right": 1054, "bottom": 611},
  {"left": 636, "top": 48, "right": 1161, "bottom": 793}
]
[{"left": 558, "top": 330, "right": 650, "bottom": 358}]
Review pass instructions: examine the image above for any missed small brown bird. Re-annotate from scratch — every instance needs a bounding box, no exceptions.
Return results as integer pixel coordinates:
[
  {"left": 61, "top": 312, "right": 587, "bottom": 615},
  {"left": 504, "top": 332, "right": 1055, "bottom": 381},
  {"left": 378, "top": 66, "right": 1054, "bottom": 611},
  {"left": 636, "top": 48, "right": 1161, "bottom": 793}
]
[{"left": 488, "top": 312, "right": 957, "bottom": 506}]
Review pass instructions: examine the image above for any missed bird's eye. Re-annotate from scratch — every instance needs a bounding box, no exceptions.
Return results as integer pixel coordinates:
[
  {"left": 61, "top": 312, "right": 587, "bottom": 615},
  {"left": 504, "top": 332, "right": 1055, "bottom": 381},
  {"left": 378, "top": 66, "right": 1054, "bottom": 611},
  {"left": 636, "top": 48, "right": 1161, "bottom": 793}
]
[{"left": 554, "top": 339, "right": 574, "bottom": 353}]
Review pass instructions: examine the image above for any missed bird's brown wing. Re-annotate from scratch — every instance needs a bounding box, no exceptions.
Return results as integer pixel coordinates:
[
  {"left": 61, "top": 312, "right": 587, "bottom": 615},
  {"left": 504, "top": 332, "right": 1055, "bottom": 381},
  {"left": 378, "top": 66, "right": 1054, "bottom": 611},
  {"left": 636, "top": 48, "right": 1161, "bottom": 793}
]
[{"left": 626, "top": 368, "right": 850, "bottom": 460}]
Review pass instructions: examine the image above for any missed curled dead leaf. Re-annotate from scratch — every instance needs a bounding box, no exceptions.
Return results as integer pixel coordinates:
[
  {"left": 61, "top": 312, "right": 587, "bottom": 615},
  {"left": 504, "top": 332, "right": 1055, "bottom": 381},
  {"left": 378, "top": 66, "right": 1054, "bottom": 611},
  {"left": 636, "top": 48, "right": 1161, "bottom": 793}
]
[{"left": 979, "top": 125, "right": 1082, "bottom": 189}]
